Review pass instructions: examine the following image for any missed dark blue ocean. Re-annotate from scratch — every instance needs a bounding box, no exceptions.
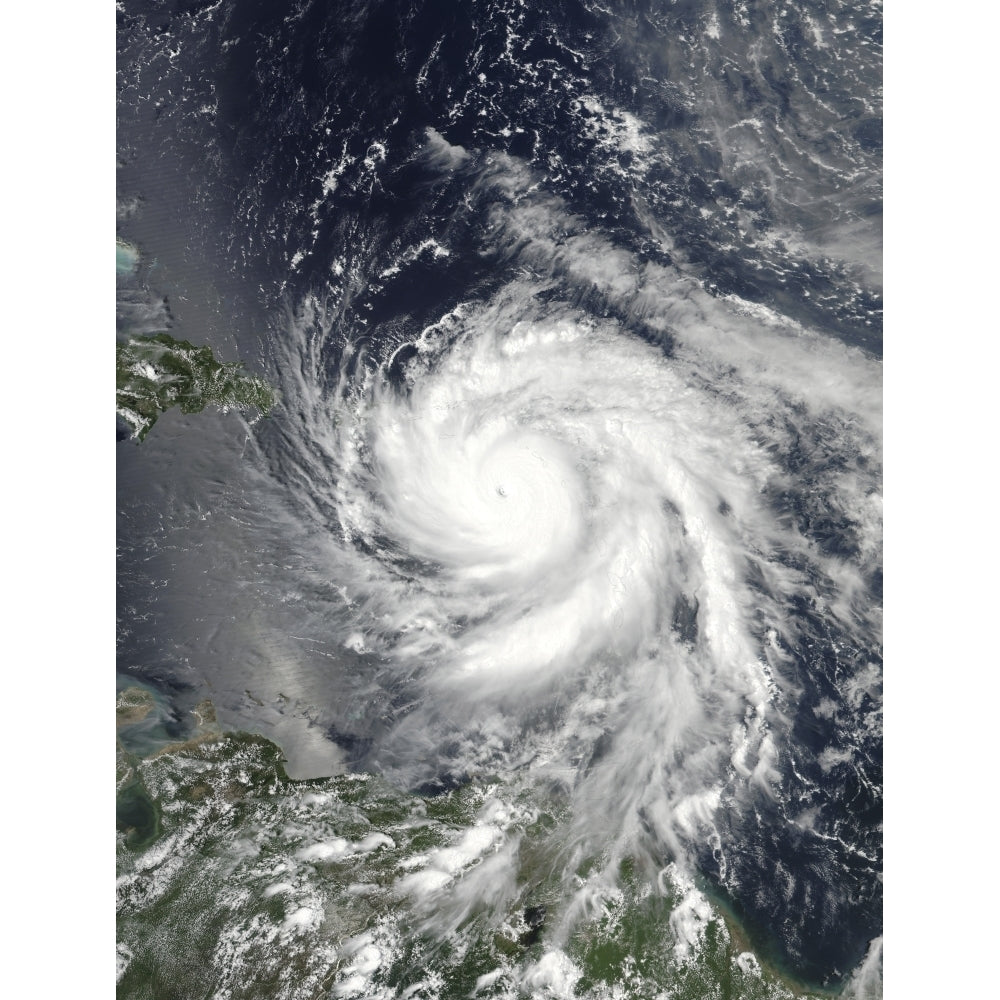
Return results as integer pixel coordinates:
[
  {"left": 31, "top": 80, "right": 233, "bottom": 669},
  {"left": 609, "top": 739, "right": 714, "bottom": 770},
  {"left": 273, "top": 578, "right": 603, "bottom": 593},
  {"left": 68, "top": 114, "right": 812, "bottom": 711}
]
[{"left": 117, "top": 2, "right": 882, "bottom": 995}]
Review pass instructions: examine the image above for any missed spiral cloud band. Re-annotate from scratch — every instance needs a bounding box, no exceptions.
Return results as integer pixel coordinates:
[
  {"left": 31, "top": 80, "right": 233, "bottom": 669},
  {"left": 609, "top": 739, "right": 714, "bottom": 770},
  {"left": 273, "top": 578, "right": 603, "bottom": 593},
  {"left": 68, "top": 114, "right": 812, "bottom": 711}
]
[
  {"left": 233, "top": 150, "right": 883, "bottom": 989},
  {"left": 117, "top": 3, "right": 883, "bottom": 990},
  {"left": 343, "top": 311, "right": 776, "bottom": 705}
]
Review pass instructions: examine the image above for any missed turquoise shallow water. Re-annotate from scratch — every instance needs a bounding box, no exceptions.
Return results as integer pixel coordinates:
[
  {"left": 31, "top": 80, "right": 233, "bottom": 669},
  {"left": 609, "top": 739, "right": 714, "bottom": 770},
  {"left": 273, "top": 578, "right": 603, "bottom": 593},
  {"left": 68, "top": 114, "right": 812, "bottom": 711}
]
[{"left": 116, "top": 240, "right": 139, "bottom": 276}]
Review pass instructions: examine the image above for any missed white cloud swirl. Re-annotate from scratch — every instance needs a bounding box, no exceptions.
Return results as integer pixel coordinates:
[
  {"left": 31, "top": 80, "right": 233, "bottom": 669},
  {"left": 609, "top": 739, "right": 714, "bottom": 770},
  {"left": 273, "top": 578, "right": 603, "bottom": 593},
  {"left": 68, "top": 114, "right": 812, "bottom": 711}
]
[
  {"left": 335, "top": 309, "right": 781, "bottom": 707},
  {"left": 257, "top": 154, "right": 881, "bottom": 914}
]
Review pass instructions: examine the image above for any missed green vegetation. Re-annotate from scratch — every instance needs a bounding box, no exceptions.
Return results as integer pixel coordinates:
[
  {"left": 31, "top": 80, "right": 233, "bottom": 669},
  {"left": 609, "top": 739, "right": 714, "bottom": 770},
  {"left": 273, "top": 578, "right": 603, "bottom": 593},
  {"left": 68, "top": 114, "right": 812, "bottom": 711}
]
[
  {"left": 116, "top": 333, "right": 275, "bottom": 441},
  {"left": 116, "top": 778, "right": 163, "bottom": 852},
  {"left": 116, "top": 727, "right": 848, "bottom": 1000}
]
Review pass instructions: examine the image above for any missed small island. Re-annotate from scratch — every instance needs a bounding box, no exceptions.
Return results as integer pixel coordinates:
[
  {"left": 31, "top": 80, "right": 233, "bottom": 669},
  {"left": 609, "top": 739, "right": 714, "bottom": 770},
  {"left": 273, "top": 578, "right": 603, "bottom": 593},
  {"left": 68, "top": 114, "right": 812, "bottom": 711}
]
[{"left": 116, "top": 686, "right": 155, "bottom": 727}]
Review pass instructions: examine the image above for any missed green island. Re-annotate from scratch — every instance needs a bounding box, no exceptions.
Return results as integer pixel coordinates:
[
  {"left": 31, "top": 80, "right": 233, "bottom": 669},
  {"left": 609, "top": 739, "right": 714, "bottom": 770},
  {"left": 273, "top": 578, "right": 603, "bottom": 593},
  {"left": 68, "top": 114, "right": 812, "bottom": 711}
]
[
  {"left": 116, "top": 333, "right": 275, "bottom": 442},
  {"left": 116, "top": 710, "right": 870, "bottom": 1000}
]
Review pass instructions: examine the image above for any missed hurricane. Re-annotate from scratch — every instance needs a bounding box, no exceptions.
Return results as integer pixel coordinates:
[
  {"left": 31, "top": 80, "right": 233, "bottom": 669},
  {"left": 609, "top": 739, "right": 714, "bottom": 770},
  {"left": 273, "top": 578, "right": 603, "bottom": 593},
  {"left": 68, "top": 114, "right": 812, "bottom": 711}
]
[{"left": 117, "top": 2, "right": 882, "bottom": 997}]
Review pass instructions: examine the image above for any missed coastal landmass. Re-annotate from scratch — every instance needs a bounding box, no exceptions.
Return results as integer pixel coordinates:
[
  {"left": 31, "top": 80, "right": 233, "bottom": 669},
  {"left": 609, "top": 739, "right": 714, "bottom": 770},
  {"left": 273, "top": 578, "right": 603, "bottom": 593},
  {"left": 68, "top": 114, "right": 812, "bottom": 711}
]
[
  {"left": 116, "top": 687, "right": 155, "bottom": 727},
  {"left": 116, "top": 333, "right": 275, "bottom": 441},
  {"left": 116, "top": 714, "right": 862, "bottom": 999}
]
